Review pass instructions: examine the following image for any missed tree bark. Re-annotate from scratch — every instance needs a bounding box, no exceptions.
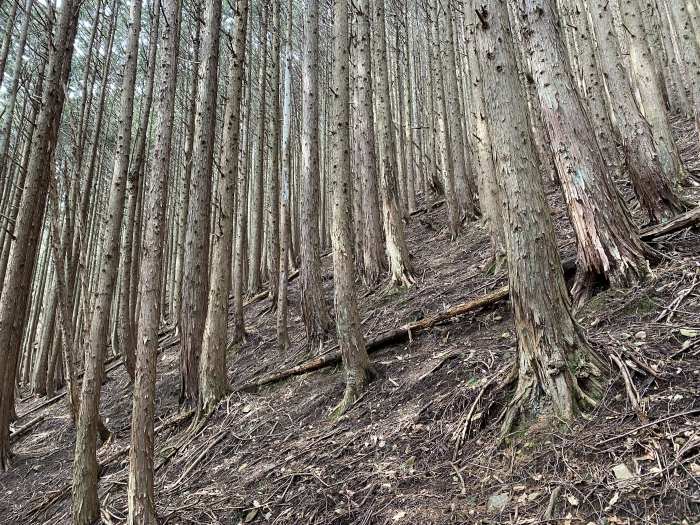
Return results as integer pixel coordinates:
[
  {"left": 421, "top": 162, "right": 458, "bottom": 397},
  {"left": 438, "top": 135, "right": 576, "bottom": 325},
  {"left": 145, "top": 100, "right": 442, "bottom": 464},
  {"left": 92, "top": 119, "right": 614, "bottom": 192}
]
[
  {"left": 299, "top": 0, "right": 331, "bottom": 349},
  {"left": 277, "top": 0, "right": 293, "bottom": 351},
  {"left": 118, "top": 0, "right": 161, "bottom": 381},
  {"left": 199, "top": 0, "right": 248, "bottom": 413},
  {"left": 521, "top": 0, "right": 652, "bottom": 304},
  {"left": 72, "top": 0, "right": 142, "bottom": 521},
  {"left": 352, "top": 0, "right": 386, "bottom": 286},
  {"left": 248, "top": 4, "right": 270, "bottom": 295},
  {"left": 330, "top": 0, "right": 372, "bottom": 417},
  {"left": 476, "top": 0, "right": 608, "bottom": 435},
  {"left": 373, "top": 0, "right": 414, "bottom": 287},
  {"left": 179, "top": 0, "right": 222, "bottom": 406},
  {"left": 127, "top": 1, "right": 181, "bottom": 521},
  {"left": 464, "top": 6, "right": 506, "bottom": 272},
  {"left": 0, "top": 0, "right": 79, "bottom": 472},
  {"left": 587, "top": 0, "right": 687, "bottom": 223},
  {"left": 620, "top": 0, "right": 688, "bottom": 181}
]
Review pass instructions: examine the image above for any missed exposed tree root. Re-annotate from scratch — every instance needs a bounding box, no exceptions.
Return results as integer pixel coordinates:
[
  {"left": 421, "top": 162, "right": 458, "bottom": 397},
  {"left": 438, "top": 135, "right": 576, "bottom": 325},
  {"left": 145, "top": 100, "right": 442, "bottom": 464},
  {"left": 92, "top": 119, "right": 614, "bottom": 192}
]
[{"left": 497, "top": 339, "right": 608, "bottom": 442}]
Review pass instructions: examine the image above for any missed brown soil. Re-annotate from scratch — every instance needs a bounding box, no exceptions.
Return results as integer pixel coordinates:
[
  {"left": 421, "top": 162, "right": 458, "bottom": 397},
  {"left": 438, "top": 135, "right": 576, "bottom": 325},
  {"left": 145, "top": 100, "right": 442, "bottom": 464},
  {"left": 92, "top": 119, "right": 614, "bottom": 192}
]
[{"left": 1, "top": 119, "right": 699, "bottom": 524}]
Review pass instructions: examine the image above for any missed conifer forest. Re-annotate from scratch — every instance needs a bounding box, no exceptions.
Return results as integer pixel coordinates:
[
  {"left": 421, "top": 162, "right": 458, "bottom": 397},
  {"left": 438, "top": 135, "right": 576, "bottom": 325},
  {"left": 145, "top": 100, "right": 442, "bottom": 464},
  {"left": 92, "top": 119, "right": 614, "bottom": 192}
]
[{"left": 1, "top": 0, "right": 700, "bottom": 522}]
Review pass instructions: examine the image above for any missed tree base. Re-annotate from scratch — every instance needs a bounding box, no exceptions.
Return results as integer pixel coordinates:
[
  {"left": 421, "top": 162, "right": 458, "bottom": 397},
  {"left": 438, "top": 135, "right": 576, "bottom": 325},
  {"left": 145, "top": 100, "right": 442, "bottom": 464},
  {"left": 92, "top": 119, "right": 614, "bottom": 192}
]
[
  {"left": 498, "top": 342, "right": 607, "bottom": 442},
  {"left": 329, "top": 365, "right": 377, "bottom": 420}
]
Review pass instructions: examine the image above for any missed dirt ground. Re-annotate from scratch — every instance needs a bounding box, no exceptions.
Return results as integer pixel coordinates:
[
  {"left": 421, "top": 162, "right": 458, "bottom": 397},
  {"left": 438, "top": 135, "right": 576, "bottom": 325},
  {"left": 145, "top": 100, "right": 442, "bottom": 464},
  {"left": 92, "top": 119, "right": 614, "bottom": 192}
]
[{"left": 1, "top": 120, "right": 699, "bottom": 524}]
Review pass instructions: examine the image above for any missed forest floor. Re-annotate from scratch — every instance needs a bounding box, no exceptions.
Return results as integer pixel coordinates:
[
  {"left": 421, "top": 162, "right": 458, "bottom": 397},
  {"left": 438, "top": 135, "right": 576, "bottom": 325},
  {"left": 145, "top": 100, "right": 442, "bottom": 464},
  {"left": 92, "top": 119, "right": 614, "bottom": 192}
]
[{"left": 2, "top": 121, "right": 700, "bottom": 525}]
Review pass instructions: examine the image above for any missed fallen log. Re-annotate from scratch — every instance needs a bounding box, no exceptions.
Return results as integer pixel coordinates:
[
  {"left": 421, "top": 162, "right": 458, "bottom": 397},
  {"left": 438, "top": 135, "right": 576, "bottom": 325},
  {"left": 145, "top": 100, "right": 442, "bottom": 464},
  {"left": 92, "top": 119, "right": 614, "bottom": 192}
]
[
  {"left": 16, "top": 354, "right": 124, "bottom": 420},
  {"left": 640, "top": 206, "right": 700, "bottom": 241},
  {"left": 239, "top": 285, "right": 510, "bottom": 392},
  {"left": 10, "top": 414, "right": 45, "bottom": 443}
]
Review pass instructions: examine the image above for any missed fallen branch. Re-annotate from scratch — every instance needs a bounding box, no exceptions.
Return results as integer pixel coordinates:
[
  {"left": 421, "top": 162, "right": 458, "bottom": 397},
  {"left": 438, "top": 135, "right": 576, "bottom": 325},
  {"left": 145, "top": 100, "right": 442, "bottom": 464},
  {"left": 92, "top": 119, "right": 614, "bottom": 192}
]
[
  {"left": 640, "top": 206, "right": 700, "bottom": 241},
  {"left": 9, "top": 414, "right": 45, "bottom": 443},
  {"left": 239, "top": 285, "right": 509, "bottom": 392},
  {"left": 409, "top": 199, "right": 445, "bottom": 217},
  {"left": 16, "top": 354, "right": 124, "bottom": 420}
]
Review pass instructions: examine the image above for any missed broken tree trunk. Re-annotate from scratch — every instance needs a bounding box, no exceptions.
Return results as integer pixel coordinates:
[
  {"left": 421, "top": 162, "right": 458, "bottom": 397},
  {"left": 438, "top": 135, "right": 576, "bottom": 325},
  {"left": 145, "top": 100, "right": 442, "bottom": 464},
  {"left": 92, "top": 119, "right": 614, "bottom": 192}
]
[{"left": 239, "top": 285, "right": 510, "bottom": 391}]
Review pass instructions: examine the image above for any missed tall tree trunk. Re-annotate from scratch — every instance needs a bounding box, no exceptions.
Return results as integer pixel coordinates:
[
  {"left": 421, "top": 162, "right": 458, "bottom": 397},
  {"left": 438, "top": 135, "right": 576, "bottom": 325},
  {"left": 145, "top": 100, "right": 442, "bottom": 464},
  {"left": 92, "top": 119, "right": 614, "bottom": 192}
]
[
  {"left": 429, "top": 0, "right": 461, "bottom": 239},
  {"left": 248, "top": 4, "right": 270, "bottom": 295},
  {"left": 173, "top": 18, "right": 201, "bottom": 325},
  {"left": 373, "top": 0, "right": 414, "bottom": 287},
  {"left": 179, "top": 0, "right": 222, "bottom": 406},
  {"left": 521, "top": 0, "right": 652, "bottom": 304},
  {"left": 464, "top": 7, "right": 506, "bottom": 272},
  {"left": 352, "top": 0, "right": 386, "bottom": 285},
  {"left": 403, "top": 0, "right": 418, "bottom": 213},
  {"left": 440, "top": 0, "right": 478, "bottom": 219},
  {"left": 127, "top": 1, "right": 181, "bottom": 522},
  {"left": 330, "top": 0, "right": 371, "bottom": 417},
  {"left": 620, "top": 0, "right": 688, "bottom": 181},
  {"left": 476, "top": 0, "right": 608, "bottom": 436},
  {"left": 72, "top": 0, "right": 143, "bottom": 521},
  {"left": 118, "top": 0, "right": 161, "bottom": 381},
  {"left": 587, "top": 0, "right": 687, "bottom": 223},
  {"left": 277, "top": 0, "right": 293, "bottom": 351},
  {"left": 266, "top": 0, "right": 282, "bottom": 307},
  {"left": 231, "top": 9, "right": 255, "bottom": 344},
  {"left": 199, "top": 0, "right": 248, "bottom": 413},
  {"left": 0, "top": 0, "right": 79, "bottom": 472},
  {"left": 0, "top": 0, "right": 35, "bottom": 188},
  {"left": 0, "top": 0, "right": 18, "bottom": 91},
  {"left": 31, "top": 270, "right": 57, "bottom": 396},
  {"left": 300, "top": 0, "right": 331, "bottom": 349},
  {"left": 665, "top": 0, "right": 700, "bottom": 144}
]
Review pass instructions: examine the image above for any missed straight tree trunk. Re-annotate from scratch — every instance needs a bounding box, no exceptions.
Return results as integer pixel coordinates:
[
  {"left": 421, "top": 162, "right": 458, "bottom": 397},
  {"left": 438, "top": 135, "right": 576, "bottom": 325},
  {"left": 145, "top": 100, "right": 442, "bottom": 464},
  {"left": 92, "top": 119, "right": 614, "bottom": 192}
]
[
  {"left": 231, "top": 13, "right": 256, "bottom": 344},
  {"left": 266, "top": 0, "right": 282, "bottom": 307},
  {"left": 330, "top": 0, "right": 372, "bottom": 417},
  {"left": 31, "top": 270, "right": 57, "bottom": 396},
  {"left": 179, "top": 0, "right": 222, "bottom": 406},
  {"left": 475, "top": 0, "right": 608, "bottom": 435},
  {"left": 173, "top": 19, "right": 201, "bottom": 324},
  {"left": 0, "top": 0, "right": 79, "bottom": 472},
  {"left": 248, "top": 4, "right": 270, "bottom": 295},
  {"left": 620, "top": 0, "right": 687, "bottom": 181},
  {"left": 429, "top": 0, "right": 461, "bottom": 239},
  {"left": 665, "top": 0, "right": 700, "bottom": 144},
  {"left": 0, "top": 0, "right": 35, "bottom": 188},
  {"left": 655, "top": 0, "right": 692, "bottom": 116},
  {"left": 403, "top": 1, "right": 418, "bottom": 213},
  {"left": 352, "top": 0, "right": 386, "bottom": 285},
  {"left": 72, "top": 0, "right": 143, "bottom": 521},
  {"left": 199, "top": 0, "right": 249, "bottom": 413},
  {"left": 299, "top": 0, "right": 331, "bottom": 349},
  {"left": 277, "top": 0, "right": 293, "bottom": 351},
  {"left": 118, "top": 0, "right": 161, "bottom": 381},
  {"left": 464, "top": 7, "right": 506, "bottom": 271},
  {"left": 521, "top": 0, "right": 652, "bottom": 304},
  {"left": 587, "top": 0, "right": 687, "bottom": 223},
  {"left": 0, "top": 0, "right": 18, "bottom": 91},
  {"left": 127, "top": 1, "right": 181, "bottom": 522},
  {"left": 439, "top": 0, "right": 477, "bottom": 219},
  {"left": 373, "top": 0, "right": 414, "bottom": 287}
]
